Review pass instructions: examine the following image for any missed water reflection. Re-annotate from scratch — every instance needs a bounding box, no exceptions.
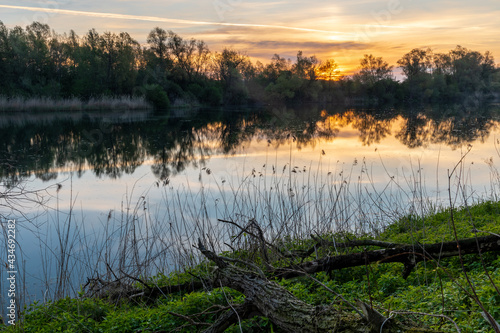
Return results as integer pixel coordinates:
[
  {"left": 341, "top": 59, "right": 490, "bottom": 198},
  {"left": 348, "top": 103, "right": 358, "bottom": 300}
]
[
  {"left": 395, "top": 107, "right": 496, "bottom": 149},
  {"left": 0, "top": 104, "right": 498, "bottom": 183}
]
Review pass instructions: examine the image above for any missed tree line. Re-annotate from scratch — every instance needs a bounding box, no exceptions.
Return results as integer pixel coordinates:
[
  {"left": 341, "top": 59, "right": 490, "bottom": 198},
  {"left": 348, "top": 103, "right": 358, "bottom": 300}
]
[{"left": 0, "top": 21, "right": 499, "bottom": 108}]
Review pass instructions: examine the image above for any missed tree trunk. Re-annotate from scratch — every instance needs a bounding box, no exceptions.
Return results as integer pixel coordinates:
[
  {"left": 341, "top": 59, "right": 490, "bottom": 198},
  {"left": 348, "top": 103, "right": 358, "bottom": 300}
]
[
  {"left": 214, "top": 263, "right": 366, "bottom": 332},
  {"left": 197, "top": 240, "right": 426, "bottom": 333}
]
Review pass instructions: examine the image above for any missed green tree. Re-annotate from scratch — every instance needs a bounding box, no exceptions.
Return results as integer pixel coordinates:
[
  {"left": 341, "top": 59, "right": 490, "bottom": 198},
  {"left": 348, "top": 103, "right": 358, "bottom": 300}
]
[
  {"left": 293, "top": 51, "right": 318, "bottom": 81},
  {"left": 167, "top": 31, "right": 196, "bottom": 82},
  {"left": 433, "top": 52, "right": 452, "bottom": 75},
  {"left": 72, "top": 29, "right": 105, "bottom": 97},
  {"left": 191, "top": 40, "right": 211, "bottom": 79},
  {"left": 491, "top": 66, "right": 500, "bottom": 93},
  {"left": 358, "top": 54, "right": 392, "bottom": 85},
  {"left": 260, "top": 54, "right": 291, "bottom": 83},
  {"left": 398, "top": 48, "right": 434, "bottom": 101},
  {"left": 146, "top": 27, "right": 172, "bottom": 74},
  {"left": 397, "top": 48, "right": 432, "bottom": 80},
  {"left": 25, "top": 22, "right": 57, "bottom": 95},
  {"left": 212, "top": 48, "right": 251, "bottom": 104},
  {"left": 48, "top": 32, "right": 75, "bottom": 96},
  {"left": 448, "top": 45, "right": 495, "bottom": 94},
  {"left": 7, "top": 26, "right": 30, "bottom": 95},
  {"left": 26, "top": 22, "right": 51, "bottom": 68},
  {"left": 100, "top": 32, "right": 118, "bottom": 93},
  {"left": 113, "top": 32, "right": 140, "bottom": 95},
  {"left": 0, "top": 21, "right": 11, "bottom": 94},
  {"left": 264, "top": 71, "right": 303, "bottom": 102}
]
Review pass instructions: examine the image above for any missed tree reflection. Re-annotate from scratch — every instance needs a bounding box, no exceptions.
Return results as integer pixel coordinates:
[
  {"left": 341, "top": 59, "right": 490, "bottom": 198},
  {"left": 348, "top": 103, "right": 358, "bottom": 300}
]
[
  {"left": 347, "top": 110, "right": 395, "bottom": 146},
  {"left": 0, "top": 104, "right": 498, "bottom": 183},
  {"left": 395, "top": 105, "right": 497, "bottom": 149},
  {"left": 395, "top": 111, "right": 431, "bottom": 148},
  {"left": 429, "top": 112, "right": 495, "bottom": 149}
]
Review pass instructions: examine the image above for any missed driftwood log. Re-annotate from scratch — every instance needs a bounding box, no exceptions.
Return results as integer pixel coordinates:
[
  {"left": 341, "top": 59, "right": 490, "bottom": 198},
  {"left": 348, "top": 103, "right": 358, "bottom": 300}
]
[
  {"left": 195, "top": 234, "right": 500, "bottom": 332},
  {"left": 196, "top": 238, "right": 457, "bottom": 333},
  {"left": 197, "top": 239, "right": 384, "bottom": 332},
  {"left": 89, "top": 233, "right": 500, "bottom": 331}
]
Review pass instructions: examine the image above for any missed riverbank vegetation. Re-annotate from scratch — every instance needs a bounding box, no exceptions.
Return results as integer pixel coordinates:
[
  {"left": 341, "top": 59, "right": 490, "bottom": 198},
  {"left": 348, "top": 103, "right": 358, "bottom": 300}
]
[
  {"left": 2, "top": 148, "right": 500, "bottom": 331},
  {"left": 3, "top": 200, "right": 500, "bottom": 332},
  {"left": 0, "top": 21, "right": 499, "bottom": 110},
  {"left": 0, "top": 96, "right": 151, "bottom": 112}
]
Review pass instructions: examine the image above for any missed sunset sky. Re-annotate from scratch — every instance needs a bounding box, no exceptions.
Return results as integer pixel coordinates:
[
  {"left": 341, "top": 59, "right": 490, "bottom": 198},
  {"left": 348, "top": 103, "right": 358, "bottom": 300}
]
[{"left": 1, "top": 0, "right": 499, "bottom": 74}]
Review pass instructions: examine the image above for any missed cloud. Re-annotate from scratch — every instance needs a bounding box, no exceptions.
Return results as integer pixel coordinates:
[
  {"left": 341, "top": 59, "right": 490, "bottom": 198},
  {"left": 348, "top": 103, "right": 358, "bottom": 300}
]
[
  {"left": 0, "top": 5, "right": 348, "bottom": 35},
  {"left": 247, "top": 40, "right": 370, "bottom": 51},
  {"left": 2, "top": 1, "right": 498, "bottom": 70}
]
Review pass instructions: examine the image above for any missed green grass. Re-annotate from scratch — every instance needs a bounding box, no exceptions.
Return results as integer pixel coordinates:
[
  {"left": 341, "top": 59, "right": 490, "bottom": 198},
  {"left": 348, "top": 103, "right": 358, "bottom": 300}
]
[
  {"left": 380, "top": 200, "right": 500, "bottom": 243},
  {"left": 2, "top": 201, "right": 500, "bottom": 332}
]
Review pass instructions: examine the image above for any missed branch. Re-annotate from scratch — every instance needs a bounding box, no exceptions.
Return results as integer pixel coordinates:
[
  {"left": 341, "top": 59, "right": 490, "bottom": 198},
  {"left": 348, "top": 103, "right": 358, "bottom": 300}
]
[
  {"left": 196, "top": 232, "right": 430, "bottom": 332},
  {"left": 197, "top": 238, "right": 228, "bottom": 269},
  {"left": 274, "top": 235, "right": 500, "bottom": 279},
  {"left": 167, "top": 311, "right": 211, "bottom": 327},
  {"left": 218, "top": 218, "right": 290, "bottom": 258},
  {"left": 202, "top": 301, "right": 261, "bottom": 333}
]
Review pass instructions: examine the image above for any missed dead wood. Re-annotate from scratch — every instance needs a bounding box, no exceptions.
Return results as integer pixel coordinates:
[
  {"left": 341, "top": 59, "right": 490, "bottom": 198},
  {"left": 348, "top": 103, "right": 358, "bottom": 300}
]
[
  {"left": 274, "top": 235, "right": 500, "bottom": 279},
  {"left": 197, "top": 238, "right": 432, "bottom": 333}
]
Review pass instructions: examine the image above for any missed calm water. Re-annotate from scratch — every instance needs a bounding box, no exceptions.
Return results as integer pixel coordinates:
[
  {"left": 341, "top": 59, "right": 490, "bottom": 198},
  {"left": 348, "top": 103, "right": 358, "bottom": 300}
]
[{"left": 1, "top": 104, "right": 500, "bottom": 311}]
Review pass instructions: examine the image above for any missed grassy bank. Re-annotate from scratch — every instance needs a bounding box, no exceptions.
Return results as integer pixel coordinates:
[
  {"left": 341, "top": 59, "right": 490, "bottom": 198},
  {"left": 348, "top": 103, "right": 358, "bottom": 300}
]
[{"left": 2, "top": 200, "right": 500, "bottom": 332}]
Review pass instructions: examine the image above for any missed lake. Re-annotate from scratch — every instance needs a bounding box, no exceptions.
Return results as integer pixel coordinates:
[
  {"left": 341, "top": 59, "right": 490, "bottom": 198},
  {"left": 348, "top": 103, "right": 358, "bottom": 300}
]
[{"left": 1, "top": 103, "right": 500, "bottom": 313}]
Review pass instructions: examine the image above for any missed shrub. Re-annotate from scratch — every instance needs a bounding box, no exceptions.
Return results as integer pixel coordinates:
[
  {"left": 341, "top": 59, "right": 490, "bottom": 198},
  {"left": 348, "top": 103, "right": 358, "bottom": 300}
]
[
  {"left": 144, "top": 84, "right": 171, "bottom": 110},
  {"left": 202, "top": 84, "right": 223, "bottom": 106}
]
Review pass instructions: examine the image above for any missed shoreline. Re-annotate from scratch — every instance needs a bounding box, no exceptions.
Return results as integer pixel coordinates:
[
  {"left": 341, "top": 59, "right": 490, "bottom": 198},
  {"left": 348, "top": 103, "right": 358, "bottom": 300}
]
[
  {"left": 0, "top": 96, "right": 153, "bottom": 113},
  {"left": 2, "top": 200, "right": 500, "bottom": 331}
]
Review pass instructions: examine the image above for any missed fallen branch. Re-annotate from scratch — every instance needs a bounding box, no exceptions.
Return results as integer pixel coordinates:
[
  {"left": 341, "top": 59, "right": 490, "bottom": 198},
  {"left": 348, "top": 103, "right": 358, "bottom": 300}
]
[
  {"left": 287, "top": 235, "right": 406, "bottom": 259},
  {"left": 274, "top": 235, "right": 500, "bottom": 279},
  {"left": 202, "top": 300, "right": 260, "bottom": 333},
  {"left": 197, "top": 238, "right": 429, "bottom": 333}
]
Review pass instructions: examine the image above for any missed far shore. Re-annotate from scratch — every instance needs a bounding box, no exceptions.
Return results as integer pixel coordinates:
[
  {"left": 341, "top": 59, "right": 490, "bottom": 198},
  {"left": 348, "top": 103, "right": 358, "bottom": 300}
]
[{"left": 0, "top": 96, "right": 153, "bottom": 112}]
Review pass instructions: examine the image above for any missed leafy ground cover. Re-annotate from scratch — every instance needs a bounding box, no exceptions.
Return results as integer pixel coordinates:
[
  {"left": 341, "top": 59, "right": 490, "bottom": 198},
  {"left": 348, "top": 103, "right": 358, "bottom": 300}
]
[{"left": 2, "top": 201, "right": 500, "bottom": 332}]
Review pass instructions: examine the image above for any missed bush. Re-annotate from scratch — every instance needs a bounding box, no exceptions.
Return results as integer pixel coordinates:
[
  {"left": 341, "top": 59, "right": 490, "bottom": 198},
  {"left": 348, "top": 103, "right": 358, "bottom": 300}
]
[
  {"left": 202, "top": 84, "right": 223, "bottom": 106},
  {"left": 187, "top": 83, "right": 203, "bottom": 99},
  {"left": 144, "top": 84, "right": 171, "bottom": 110}
]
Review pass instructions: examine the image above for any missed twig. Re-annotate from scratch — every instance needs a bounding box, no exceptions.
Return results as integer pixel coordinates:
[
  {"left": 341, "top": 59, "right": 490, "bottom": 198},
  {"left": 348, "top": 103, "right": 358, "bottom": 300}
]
[
  {"left": 119, "top": 269, "right": 152, "bottom": 290},
  {"left": 389, "top": 311, "right": 461, "bottom": 333},
  {"left": 218, "top": 219, "right": 290, "bottom": 256},
  {"left": 219, "top": 280, "right": 243, "bottom": 333},
  {"left": 167, "top": 311, "right": 211, "bottom": 327},
  {"left": 471, "top": 228, "right": 500, "bottom": 238}
]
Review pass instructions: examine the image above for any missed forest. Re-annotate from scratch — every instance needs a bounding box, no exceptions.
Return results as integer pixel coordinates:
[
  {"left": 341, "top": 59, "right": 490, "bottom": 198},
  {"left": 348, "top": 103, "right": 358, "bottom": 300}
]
[{"left": 1, "top": 21, "right": 500, "bottom": 109}]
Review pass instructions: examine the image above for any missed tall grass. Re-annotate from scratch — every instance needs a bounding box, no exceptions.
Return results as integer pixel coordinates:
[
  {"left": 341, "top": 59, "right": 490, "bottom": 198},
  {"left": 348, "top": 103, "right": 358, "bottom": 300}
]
[
  {"left": 2, "top": 148, "right": 499, "bottom": 328},
  {"left": 61, "top": 157, "right": 490, "bottom": 287},
  {"left": 85, "top": 97, "right": 151, "bottom": 111},
  {"left": 0, "top": 96, "right": 152, "bottom": 112}
]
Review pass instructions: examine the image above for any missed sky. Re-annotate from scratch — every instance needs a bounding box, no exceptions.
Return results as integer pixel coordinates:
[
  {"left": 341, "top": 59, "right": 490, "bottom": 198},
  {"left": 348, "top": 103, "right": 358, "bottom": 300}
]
[{"left": 0, "top": 0, "right": 499, "bottom": 74}]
